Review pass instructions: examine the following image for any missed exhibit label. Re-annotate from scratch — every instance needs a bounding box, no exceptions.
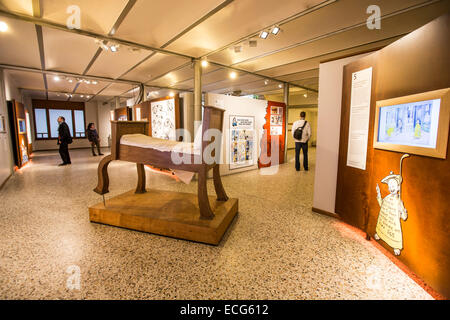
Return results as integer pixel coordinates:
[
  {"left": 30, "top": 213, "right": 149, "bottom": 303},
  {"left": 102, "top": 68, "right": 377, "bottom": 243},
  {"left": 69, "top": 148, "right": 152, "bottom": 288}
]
[{"left": 347, "top": 67, "right": 372, "bottom": 170}]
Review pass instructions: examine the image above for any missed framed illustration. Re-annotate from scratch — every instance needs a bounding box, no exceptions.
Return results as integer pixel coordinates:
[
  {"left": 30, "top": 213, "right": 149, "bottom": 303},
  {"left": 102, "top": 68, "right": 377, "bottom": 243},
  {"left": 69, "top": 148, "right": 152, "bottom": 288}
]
[
  {"left": 373, "top": 88, "right": 450, "bottom": 159},
  {"left": 229, "top": 115, "right": 255, "bottom": 170},
  {"left": 150, "top": 97, "right": 177, "bottom": 140},
  {"left": 18, "top": 118, "right": 26, "bottom": 134}
]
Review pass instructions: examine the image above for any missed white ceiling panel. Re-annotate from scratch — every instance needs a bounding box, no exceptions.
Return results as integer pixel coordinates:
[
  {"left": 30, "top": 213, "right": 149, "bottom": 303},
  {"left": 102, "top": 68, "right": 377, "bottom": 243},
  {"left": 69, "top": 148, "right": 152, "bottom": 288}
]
[
  {"left": 276, "top": 69, "right": 319, "bottom": 82},
  {"left": 206, "top": 0, "right": 429, "bottom": 66},
  {"left": 75, "top": 79, "right": 109, "bottom": 95},
  {"left": 87, "top": 47, "right": 152, "bottom": 79},
  {"left": 202, "top": 74, "right": 261, "bottom": 91},
  {"left": 42, "top": 27, "right": 100, "bottom": 74},
  {"left": 99, "top": 82, "right": 134, "bottom": 96},
  {"left": 165, "top": 0, "right": 325, "bottom": 57},
  {"left": 0, "top": 17, "right": 41, "bottom": 68},
  {"left": 0, "top": 0, "right": 32, "bottom": 15},
  {"left": 41, "top": 0, "right": 129, "bottom": 35},
  {"left": 145, "top": 64, "right": 196, "bottom": 88},
  {"left": 236, "top": 1, "right": 448, "bottom": 72},
  {"left": 115, "top": 0, "right": 224, "bottom": 47},
  {"left": 121, "top": 53, "right": 189, "bottom": 83},
  {"left": 5, "top": 69, "right": 44, "bottom": 90}
]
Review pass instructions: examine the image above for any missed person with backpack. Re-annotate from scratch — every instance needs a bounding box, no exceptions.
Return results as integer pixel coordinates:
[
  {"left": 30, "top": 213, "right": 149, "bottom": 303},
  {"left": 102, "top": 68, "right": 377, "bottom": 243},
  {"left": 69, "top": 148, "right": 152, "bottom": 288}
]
[
  {"left": 86, "top": 122, "right": 104, "bottom": 157},
  {"left": 292, "top": 111, "right": 311, "bottom": 171},
  {"left": 57, "top": 116, "right": 72, "bottom": 166}
]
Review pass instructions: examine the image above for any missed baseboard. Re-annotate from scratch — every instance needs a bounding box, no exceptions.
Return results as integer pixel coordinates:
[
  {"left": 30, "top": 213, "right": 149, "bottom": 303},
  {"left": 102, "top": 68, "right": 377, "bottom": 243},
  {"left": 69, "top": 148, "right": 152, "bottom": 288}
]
[
  {"left": 312, "top": 207, "right": 341, "bottom": 219},
  {"left": 0, "top": 172, "right": 12, "bottom": 192}
]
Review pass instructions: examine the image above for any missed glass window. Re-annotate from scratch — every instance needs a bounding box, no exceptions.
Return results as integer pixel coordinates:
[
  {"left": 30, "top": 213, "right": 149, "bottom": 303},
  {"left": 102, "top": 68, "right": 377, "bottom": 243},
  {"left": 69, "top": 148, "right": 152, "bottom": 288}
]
[
  {"left": 34, "top": 108, "right": 48, "bottom": 135},
  {"left": 49, "top": 109, "right": 73, "bottom": 138}
]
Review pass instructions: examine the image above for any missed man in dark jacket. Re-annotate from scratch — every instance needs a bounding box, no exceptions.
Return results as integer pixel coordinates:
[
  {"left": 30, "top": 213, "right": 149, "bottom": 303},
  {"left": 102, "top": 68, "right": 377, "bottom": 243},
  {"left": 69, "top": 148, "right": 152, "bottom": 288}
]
[
  {"left": 57, "top": 116, "right": 72, "bottom": 166},
  {"left": 87, "top": 123, "right": 104, "bottom": 156}
]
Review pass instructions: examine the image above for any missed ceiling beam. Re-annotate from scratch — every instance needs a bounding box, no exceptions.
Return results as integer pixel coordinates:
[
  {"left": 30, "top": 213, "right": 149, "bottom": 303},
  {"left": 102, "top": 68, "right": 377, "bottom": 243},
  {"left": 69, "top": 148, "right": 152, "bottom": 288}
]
[{"left": 32, "top": 0, "right": 48, "bottom": 99}]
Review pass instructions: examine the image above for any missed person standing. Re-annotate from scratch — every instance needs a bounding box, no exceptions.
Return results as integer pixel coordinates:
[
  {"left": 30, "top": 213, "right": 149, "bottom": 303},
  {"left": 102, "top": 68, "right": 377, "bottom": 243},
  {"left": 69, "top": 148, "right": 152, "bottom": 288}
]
[
  {"left": 57, "top": 116, "right": 72, "bottom": 166},
  {"left": 292, "top": 111, "right": 311, "bottom": 171},
  {"left": 87, "top": 123, "right": 104, "bottom": 156}
]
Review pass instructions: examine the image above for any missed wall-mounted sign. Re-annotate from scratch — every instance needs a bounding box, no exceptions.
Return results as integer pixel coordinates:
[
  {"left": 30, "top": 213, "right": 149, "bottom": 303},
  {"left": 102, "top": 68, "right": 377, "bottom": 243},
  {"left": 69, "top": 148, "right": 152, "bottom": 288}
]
[
  {"left": 346, "top": 67, "right": 372, "bottom": 170},
  {"left": 230, "top": 115, "right": 255, "bottom": 170},
  {"left": 151, "top": 98, "right": 176, "bottom": 140},
  {"left": 374, "top": 154, "right": 410, "bottom": 256},
  {"left": 270, "top": 106, "right": 283, "bottom": 136}
]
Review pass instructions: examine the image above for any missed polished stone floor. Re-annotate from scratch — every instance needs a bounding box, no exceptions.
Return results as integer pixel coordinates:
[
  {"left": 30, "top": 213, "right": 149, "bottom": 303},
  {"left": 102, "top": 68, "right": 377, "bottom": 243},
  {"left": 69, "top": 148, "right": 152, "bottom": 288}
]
[{"left": 0, "top": 148, "right": 432, "bottom": 299}]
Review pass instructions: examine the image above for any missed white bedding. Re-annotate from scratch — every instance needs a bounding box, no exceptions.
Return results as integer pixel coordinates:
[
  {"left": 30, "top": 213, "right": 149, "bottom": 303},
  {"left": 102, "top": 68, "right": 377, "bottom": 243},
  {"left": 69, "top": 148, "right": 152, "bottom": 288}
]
[{"left": 120, "top": 134, "right": 201, "bottom": 155}]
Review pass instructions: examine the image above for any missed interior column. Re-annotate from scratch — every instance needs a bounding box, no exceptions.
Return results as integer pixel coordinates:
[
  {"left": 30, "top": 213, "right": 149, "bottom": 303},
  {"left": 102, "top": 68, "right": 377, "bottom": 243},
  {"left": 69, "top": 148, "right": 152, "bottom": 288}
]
[
  {"left": 283, "top": 83, "right": 290, "bottom": 162},
  {"left": 194, "top": 59, "right": 202, "bottom": 134}
]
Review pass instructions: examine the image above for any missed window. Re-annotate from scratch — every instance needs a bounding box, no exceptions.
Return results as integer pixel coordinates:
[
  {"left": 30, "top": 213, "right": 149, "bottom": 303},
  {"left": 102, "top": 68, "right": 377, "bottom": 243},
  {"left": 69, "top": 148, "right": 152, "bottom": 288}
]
[{"left": 33, "top": 105, "right": 86, "bottom": 140}]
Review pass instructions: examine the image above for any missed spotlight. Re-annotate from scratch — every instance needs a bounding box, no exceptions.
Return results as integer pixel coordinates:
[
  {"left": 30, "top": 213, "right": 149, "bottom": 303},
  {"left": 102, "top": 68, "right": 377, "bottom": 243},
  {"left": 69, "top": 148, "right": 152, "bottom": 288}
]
[
  {"left": 271, "top": 26, "right": 280, "bottom": 35},
  {"left": 229, "top": 71, "right": 237, "bottom": 79},
  {"left": 92, "top": 80, "right": 98, "bottom": 85},
  {"left": 77, "top": 78, "right": 83, "bottom": 83},
  {"left": 100, "top": 42, "right": 109, "bottom": 51},
  {"left": 264, "top": 79, "right": 269, "bottom": 85},
  {"left": 68, "top": 78, "right": 73, "bottom": 83},
  {"left": 86, "top": 95, "right": 90, "bottom": 99},
  {"left": 110, "top": 44, "right": 119, "bottom": 52},
  {"left": 259, "top": 31, "right": 269, "bottom": 39},
  {"left": 54, "top": 76, "right": 60, "bottom": 82},
  {"left": 85, "top": 80, "right": 91, "bottom": 84},
  {"left": 201, "top": 59, "right": 208, "bottom": 67},
  {"left": 169, "top": 92, "right": 175, "bottom": 97},
  {"left": 0, "top": 21, "right": 8, "bottom": 32},
  {"left": 278, "top": 84, "right": 283, "bottom": 88},
  {"left": 304, "top": 93, "right": 308, "bottom": 98}
]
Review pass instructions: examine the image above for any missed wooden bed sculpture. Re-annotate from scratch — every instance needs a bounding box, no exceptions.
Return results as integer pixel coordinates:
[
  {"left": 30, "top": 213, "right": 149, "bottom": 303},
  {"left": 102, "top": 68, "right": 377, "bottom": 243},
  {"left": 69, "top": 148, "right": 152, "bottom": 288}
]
[{"left": 93, "top": 105, "right": 228, "bottom": 220}]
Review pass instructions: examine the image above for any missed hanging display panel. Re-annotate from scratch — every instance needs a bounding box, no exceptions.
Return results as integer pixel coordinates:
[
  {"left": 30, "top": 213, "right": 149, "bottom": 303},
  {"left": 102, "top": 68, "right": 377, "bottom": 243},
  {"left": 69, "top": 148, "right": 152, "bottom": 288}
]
[
  {"left": 229, "top": 115, "right": 255, "bottom": 170},
  {"left": 151, "top": 98, "right": 176, "bottom": 140}
]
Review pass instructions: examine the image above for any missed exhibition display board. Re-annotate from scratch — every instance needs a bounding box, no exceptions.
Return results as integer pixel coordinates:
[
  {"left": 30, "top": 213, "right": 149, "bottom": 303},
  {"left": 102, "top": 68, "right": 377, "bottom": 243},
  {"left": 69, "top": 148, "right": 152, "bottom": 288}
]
[
  {"left": 205, "top": 93, "right": 267, "bottom": 176},
  {"left": 259, "top": 101, "right": 286, "bottom": 168},
  {"left": 7, "top": 100, "right": 30, "bottom": 168},
  {"left": 335, "top": 13, "right": 450, "bottom": 298}
]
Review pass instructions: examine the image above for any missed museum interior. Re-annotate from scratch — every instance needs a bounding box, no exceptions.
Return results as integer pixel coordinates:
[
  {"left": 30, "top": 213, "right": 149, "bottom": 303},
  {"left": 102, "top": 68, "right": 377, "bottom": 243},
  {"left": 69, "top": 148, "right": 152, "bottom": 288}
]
[{"left": 0, "top": 0, "right": 449, "bottom": 300}]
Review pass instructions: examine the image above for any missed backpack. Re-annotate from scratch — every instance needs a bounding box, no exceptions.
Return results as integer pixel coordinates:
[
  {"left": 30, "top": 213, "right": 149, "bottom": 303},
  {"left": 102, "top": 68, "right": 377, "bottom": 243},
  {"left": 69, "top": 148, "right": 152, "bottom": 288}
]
[{"left": 293, "top": 121, "right": 307, "bottom": 140}]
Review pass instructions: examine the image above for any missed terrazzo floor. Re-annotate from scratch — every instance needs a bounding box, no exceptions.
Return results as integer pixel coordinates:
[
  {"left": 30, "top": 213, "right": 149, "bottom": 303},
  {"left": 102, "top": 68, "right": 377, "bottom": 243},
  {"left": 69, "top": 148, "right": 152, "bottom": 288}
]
[{"left": 0, "top": 148, "right": 432, "bottom": 300}]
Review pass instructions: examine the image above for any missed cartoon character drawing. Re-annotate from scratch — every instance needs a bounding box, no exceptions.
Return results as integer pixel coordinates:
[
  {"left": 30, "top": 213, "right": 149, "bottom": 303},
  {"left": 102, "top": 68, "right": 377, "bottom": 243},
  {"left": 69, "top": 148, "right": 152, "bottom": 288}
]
[{"left": 374, "top": 154, "right": 410, "bottom": 256}]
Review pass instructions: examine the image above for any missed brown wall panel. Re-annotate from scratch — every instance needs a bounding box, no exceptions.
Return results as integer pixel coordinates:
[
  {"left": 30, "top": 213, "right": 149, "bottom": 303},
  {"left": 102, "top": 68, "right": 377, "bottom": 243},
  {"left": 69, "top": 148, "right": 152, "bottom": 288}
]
[{"left": 336, "top": 13, "right": 450, "bottom": 297}]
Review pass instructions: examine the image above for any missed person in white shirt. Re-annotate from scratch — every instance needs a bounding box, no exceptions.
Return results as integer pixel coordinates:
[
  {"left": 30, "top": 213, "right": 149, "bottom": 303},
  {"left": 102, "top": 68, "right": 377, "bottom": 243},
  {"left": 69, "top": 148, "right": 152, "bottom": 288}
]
[{"left": 292, "top": 111, "right": 311, "bottom": 171}]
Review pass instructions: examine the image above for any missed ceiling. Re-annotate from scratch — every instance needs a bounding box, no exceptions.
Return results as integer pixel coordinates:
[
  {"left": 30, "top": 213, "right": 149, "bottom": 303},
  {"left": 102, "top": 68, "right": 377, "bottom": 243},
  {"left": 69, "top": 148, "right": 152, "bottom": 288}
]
[{"left": 0, "top": 0, "right": 448, "bottom": 104}]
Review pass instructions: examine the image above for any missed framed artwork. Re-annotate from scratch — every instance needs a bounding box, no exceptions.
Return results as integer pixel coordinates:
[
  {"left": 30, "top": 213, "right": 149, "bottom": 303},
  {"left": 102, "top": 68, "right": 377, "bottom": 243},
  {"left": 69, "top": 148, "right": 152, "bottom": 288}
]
[
  {"left": 18, "top": 118, "right": 26, "bottom": 134},
  {"left": 151, "top": 98, "right": 176, "bottom": 140},
  {"left": 0, "top": 115, "right": 6, "bottom": 133},
  {"left": 229, "top": 115, "right": 255, "bottom": 170},
  {"left": 373, "top": 88, "right": 449, "bottom": 159}
]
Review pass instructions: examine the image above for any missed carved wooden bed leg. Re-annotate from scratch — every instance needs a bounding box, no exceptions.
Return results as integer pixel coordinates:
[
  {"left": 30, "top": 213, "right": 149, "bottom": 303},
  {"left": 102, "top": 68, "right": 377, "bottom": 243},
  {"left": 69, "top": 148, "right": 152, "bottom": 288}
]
[
  {"left": 135, "top": 163, "right": 146, "bottom": 194},
  {"left": 94, "top": 155, "right": 113, "bottom": 195},
  {"left": 213, "top": 164, "right": 229, "bottom": 201},
  {"left": 198, "top": 167, "right": 215, "bottom": 220}
]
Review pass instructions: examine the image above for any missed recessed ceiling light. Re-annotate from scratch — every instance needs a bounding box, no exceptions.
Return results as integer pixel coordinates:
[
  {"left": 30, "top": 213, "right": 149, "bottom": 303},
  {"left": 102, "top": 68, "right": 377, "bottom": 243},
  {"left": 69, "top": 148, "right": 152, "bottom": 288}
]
[
  {"left": 0, "top": 21, "right": 8, "bottom": 32},
  {"left": 201, "top": 59, "right": 208, "bottom": 67},
  {"left": 271, "top": 26, "right": 280, "bottom": 35},
  {"left": 229, "top": 71, "right": 237, "bottom": 79},
  {"left": 259, "top": 31, "right": 269, "bottom": 39},
  {"left": 54, "top": 76, "right": 60, "bottom": 82}
]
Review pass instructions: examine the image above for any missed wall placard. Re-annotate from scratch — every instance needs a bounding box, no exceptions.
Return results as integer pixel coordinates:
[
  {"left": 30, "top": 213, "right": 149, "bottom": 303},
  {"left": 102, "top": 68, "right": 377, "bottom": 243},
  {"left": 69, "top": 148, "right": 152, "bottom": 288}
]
[
  {"left": 346, "top": 67, "right": 372, "bottom": 170},
  {"left": 230, "top": 115, "right": 255, "bottom": 170}
]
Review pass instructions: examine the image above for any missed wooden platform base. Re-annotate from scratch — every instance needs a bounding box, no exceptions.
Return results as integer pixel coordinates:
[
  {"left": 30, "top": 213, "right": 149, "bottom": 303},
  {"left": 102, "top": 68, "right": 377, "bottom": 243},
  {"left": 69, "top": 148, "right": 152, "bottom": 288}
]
[{"left": 89, "top": 189, "right": 238, "bottom": 245}]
